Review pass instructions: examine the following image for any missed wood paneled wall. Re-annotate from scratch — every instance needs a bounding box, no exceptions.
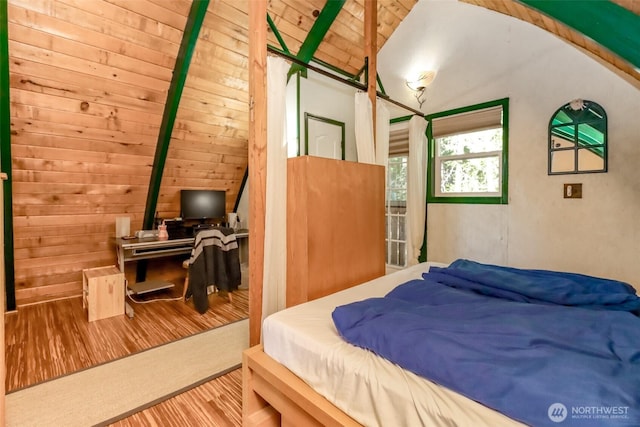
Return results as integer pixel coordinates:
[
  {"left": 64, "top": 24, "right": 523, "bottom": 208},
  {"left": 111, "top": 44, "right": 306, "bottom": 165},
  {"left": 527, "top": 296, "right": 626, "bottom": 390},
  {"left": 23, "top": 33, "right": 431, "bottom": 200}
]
[
  {"left": 157, "top": 1, "right": 248, "bottom": 217},
  {"left": 7, "top": 0, "right": 248, "bottom": 306},
  {"left": 9, "top": 0, "right": 186, "bottom": 304}
]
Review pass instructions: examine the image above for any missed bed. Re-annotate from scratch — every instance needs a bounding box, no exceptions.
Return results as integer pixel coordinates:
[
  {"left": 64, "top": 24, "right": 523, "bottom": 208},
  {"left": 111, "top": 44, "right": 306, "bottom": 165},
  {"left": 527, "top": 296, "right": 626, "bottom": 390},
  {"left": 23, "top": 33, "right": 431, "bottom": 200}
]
[{"left": 243, "top": 261, "right": 640, "bottom": 427}]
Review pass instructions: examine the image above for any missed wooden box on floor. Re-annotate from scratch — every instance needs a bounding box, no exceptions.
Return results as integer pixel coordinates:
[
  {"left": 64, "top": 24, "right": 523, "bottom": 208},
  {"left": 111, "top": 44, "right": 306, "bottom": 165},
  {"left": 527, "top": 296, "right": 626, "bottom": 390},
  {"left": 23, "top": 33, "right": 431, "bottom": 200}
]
[{"left": 82, "top": 266, "right": 125, "bottom": 322}]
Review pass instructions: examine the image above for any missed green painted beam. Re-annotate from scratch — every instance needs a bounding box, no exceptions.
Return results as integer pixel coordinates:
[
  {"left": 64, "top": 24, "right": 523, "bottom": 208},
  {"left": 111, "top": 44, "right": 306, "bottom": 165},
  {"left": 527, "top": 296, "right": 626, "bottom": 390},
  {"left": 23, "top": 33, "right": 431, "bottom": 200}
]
[
  {"left": 138, "top": 0, "right": 209, "bottom": 281},
  {"left": 377, "top": 73, "right": 386, "bottom": 96},
  {"left": 0, "top": 0, "right": 16, "bottom": 311},
  {"left": 518, "top": 0, "right": 640, "bottom": 69},
  {"left": 288, "top": 0, "right": 346, "bottom": 78},
  {"left": 267, "top": 13, "right": 290, "bottom": 54},
  {"left": 269, "top": 43, "right": 356, "bottom": 81}
]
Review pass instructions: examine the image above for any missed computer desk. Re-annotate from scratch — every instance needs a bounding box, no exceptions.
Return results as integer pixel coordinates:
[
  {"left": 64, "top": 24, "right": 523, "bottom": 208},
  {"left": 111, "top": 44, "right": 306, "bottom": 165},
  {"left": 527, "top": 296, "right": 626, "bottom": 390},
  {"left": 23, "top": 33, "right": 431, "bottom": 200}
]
[
  {"left": 115, "top": 229, "right": 249, "bottom": 273},
  {"left": 114, "top": 230, "right": 249, "bottom": 317}
]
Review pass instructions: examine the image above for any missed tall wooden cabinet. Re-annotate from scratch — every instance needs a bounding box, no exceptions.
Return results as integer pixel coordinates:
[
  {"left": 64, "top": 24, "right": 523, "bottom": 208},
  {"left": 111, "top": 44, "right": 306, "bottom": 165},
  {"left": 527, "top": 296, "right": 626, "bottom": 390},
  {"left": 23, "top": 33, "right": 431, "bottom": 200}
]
[{"left": 287, "top": 156, "right": 385, "bottom": 307}]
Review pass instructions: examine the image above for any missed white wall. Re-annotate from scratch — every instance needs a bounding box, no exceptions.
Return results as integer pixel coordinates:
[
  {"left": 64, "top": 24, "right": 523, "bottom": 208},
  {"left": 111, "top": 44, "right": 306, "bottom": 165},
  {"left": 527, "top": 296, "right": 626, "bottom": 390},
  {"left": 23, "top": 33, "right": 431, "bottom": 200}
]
[
  {"left": 299, "top": 69, "right": 358, "bottom": 161},
  {"left": 378, "top": 0, "right": 640, "bottom": 290},
  {"left": 238, "top": 70, "right": 357, "bottom": 228}
]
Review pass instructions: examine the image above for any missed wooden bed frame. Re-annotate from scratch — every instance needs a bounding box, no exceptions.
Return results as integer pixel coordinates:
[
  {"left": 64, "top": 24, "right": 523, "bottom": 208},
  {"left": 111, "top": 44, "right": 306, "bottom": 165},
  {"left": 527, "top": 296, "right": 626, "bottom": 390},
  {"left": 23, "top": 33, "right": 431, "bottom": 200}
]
[{"left": 242, "top": 344, "right": 361, "bottom": 427}]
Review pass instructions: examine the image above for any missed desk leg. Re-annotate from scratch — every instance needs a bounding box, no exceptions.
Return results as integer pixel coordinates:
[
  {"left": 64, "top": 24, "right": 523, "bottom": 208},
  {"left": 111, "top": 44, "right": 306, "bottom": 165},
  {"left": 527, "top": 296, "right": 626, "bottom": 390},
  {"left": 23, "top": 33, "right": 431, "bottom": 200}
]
[
  {"left": 116, "top": 246, "right": 135, "bottom": 318},
  {"left": 116, "top": 246, "right": 125, "bottom": 273},
  {"left": 125, "top": 302, "right": 134, "bottom": 318}
]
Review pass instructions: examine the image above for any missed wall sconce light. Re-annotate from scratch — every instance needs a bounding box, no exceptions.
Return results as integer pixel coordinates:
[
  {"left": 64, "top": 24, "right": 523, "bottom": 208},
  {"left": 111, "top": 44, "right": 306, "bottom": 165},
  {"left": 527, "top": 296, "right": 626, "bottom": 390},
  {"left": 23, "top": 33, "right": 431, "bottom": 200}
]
[
  {"left": 569, "top": 99, "right": 585, "bottom": 111},
  {"left": 406, "top": 71, "right": 436, "bottom": 108}
]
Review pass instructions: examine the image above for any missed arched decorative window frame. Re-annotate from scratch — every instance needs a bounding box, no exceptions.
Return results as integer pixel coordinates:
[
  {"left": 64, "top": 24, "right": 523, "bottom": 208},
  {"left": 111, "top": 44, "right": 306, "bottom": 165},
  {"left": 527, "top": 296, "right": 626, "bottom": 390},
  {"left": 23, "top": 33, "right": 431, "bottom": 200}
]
[{"left": 548, "top": 100, "right": 608, "bottom": 175}]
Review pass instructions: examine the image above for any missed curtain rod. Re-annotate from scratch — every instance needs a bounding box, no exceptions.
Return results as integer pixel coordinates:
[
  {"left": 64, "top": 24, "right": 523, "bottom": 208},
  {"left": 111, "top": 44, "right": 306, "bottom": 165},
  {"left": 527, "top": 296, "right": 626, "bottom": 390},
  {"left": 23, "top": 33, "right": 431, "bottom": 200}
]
[{"left": 267, "top": 46, "right": 425, "bottom": 117}]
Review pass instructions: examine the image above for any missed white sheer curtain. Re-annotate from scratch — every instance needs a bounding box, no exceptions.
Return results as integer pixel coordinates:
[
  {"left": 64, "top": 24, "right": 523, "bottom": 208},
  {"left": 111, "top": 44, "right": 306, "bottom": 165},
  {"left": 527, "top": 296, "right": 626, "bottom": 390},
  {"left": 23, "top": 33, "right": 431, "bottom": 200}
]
[
  {"left": 354, "top": 92, "right": 376, "bottom": 164},
  {"left": 406, "top": 115, "right": 428, "bottom": 266},
  {"left": 376, "top": 101, "right": 390, "bottom": 236},
  {"left": 262, "top": 56, "right": 288, "bottom": 323},
  {"left": 375, "top": 100, "right": 390, "bottom": 168}
]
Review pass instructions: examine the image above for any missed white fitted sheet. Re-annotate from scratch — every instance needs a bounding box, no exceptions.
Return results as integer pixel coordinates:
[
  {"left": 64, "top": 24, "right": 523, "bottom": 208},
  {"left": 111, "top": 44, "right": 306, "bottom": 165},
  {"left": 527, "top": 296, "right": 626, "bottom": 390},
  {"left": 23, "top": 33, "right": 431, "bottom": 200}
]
[{"left": 263, "top": 262, "right": 525, "bottom": 427}]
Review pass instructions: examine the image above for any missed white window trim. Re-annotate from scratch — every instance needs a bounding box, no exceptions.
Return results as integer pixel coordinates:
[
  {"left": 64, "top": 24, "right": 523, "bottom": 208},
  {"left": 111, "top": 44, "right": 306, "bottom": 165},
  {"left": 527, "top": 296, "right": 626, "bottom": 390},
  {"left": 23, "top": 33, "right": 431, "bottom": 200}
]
[{"left": 434, "top": 149, "right": 503, "bottom": 197}]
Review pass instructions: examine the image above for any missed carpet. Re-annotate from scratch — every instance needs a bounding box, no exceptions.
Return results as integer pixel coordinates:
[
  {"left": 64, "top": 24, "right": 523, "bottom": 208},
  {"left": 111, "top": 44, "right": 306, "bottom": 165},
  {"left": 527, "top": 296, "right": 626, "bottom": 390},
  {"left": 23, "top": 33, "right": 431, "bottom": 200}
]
[{"left": 6, "top": 318, "right": 249, "bottom": 427}]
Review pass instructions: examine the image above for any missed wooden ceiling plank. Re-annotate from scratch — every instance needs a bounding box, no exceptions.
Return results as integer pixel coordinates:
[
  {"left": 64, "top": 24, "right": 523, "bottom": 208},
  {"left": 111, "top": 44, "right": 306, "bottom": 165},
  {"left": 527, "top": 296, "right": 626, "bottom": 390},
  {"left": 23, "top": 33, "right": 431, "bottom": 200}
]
[
  {"left": 268, "top": 15, "right": 307, "bottom": 49},
  {"left": 279, "top": 0, "right": 323, "bottom": 32},
  {"left": 208, "top": 0, "right": 249, "bottom": 31},
  {"left": 172, "top": 117, "right": 248, "bottom": 140},
  {"left": 11, "top": 86, "right": 162, "bottom": 125},
  {"left": 12, "top": 157, "right": 155, "bottom": 178},
  {"left": 11, "top": 116, "right": 157, "bottom": 147},
  {"left": 9, "top": 59, "right": 167, "bottom": 107},
  {"left": 192, "top": 38, "right": 248, "bottom": 69},
  {"left": 8, "top": 4, "right": 178, "bottom": 69},
  {"left": 167, "top": 143, "right": 247, "bottom": 159},
  {"left": 12, "top": 0, "right": 179, "bottom": 58},
  {"left": 182, "top": 74, "right": 248, "bottom": 103},
  {"left": 12, "top": 104, "right": 158, "bottom": 140},
  {"left": 383, "top": 1, "right": 412, "bottom": 22},
  {"left": 146, "top": 0, "right": 192, "bottom": 16},
  {"left": 103, "top": 0, "right": 188, "bottom": 30},
  {"left": 9, "top": 40, "right": 170, "bottom": 91},
  {"left": 57, "top": 0, "right": 184, "bottom": 43},
  {"left": 289, "top": 0, "right": 346, "bottom": 76},
  {"left": 174, "top": 109, "right": 248, "bottom": 133},
  {"left": 503, "top": 0, "right": 529, "bottom": 23},
  {"left": 9, "top": 23, "right": 173, "bottom": 82},
  {"left": 179, "top": 90, "right": 247, "bottom": 115},
  {"left": 397, "top": 0, "right": 417, "bottom": 11}
]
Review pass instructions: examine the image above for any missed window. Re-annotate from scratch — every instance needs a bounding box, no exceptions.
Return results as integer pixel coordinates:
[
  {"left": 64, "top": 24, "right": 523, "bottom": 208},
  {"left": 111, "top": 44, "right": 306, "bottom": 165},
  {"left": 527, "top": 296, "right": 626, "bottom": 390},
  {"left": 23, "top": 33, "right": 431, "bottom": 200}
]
[
  {"left": 386, "top": 154, "right": 407, "bottom": 267},
  {"left": 427, "top": 98, "right": 509, "bottom": 204}
]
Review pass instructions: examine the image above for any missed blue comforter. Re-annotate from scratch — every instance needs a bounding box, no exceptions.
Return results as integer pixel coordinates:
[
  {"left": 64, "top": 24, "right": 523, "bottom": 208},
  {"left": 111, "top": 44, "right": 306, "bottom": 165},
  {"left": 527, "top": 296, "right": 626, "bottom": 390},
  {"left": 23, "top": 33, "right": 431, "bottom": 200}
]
[{"left": 332, "top": 260, "right": 640, "bottom": 426}]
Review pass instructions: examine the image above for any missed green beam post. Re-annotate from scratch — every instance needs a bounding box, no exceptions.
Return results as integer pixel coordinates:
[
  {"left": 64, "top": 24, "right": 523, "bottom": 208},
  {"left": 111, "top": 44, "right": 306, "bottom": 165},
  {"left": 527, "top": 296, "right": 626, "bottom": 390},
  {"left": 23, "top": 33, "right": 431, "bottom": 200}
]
[
  {"left": 267, "top": 13, "right": 290, "bottom": 54},
  {"left": 0, "top": 0, "right": 15, "bottom": 311},
  {"left": 288, "top": 0, "right": 346, "bottom": 78},
  {"left": 377, "top": 73, "right": 386, "bottom": 96},
  {"left": 518, "top": 0, "right": 640, "bottom": 69},
  {"left": 138, "top": 0, "right": 209, "bottom": 282}
]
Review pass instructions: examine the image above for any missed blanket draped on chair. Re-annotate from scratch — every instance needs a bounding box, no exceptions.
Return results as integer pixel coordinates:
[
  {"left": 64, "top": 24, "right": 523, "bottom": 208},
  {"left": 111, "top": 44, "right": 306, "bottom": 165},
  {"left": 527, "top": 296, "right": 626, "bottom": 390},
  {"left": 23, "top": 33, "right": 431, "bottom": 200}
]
[{"left": 186, "top": 227, "right": 241, "bottom": 314}]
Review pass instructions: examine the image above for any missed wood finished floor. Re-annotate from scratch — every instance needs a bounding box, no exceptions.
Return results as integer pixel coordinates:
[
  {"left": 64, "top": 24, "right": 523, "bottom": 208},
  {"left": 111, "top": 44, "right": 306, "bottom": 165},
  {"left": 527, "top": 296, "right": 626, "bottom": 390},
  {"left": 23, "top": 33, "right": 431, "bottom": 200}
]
[{"left": 5, "top": 280, "right": 248, "bottom": 426}]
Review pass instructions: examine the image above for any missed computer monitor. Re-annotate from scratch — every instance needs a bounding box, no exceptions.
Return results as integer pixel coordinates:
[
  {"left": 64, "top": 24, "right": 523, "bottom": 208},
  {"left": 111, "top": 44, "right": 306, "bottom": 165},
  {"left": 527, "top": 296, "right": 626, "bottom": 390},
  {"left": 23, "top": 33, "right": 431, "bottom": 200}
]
[{"left": 180, "top": 189, "right": 226, "bottom": 223}]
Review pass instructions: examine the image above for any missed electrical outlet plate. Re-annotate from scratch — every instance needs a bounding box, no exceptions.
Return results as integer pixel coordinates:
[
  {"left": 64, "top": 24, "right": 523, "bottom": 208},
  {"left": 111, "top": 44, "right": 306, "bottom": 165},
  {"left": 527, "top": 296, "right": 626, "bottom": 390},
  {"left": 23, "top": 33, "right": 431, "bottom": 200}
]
[{"left": 564, "top": 183, "right": 582, "bottom": 199}]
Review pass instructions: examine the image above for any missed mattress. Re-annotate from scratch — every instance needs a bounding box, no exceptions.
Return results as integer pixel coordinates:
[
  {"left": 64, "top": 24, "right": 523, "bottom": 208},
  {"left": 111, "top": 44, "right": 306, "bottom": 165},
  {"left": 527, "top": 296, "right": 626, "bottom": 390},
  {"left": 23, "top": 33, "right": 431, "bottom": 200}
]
[{"left": 262, "top": 262, "right": 526, "bottom": 427}]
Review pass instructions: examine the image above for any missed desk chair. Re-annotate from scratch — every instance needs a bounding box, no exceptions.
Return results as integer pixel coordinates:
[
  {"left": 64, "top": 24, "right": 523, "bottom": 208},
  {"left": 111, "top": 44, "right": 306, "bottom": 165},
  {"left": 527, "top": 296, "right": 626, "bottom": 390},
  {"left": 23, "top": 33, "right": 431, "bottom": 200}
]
[
  {"left": 182, "top": 228, "right": 241, "bottom": 313},
  {"left": 182, "top": 260, "right": 234, "bottom": 302}
]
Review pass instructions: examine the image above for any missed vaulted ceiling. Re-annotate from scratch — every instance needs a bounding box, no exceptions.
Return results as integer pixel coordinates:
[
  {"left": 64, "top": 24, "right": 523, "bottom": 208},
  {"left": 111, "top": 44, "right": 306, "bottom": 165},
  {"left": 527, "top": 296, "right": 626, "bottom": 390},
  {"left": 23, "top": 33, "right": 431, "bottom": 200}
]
[
  {"left": 463, "top": 0, "right": 640, "bottom": 88},
  {"left": 266, "top": 0, "right": 640, "bottom": 88}
]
